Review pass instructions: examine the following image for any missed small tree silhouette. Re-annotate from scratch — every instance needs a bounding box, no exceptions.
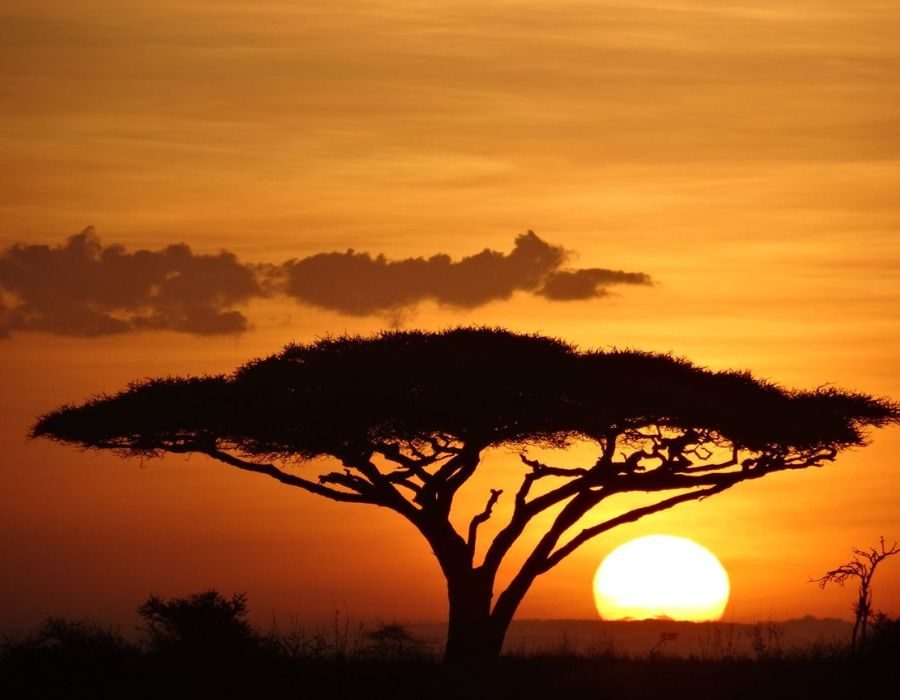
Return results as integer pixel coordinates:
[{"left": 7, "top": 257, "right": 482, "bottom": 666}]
[
  {"left": 365, "top": 623, "right": 429, "bottom": 660},
  {"left": 32, "top": 328, "right": 900, "bottom": 663},
  {"left": 812, "top": 537, "right": 900, "bottom": 652},
  {"left": 137, "top": 590, "right": 263, "bottom": 664}
]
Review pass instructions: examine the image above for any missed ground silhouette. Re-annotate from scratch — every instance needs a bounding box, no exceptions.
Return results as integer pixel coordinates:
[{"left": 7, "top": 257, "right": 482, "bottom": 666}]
[
  {"left": 32, "top": 327, "right": 900, "bottom": 663},
  {"left": 3, "top": 590, "right": 899, "bottom": 699}
]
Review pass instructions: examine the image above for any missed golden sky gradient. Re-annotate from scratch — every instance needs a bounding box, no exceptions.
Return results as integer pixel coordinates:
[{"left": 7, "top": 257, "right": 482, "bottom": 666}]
[{"left": 1, "top": 1, "right": 899, "bottom": 630}]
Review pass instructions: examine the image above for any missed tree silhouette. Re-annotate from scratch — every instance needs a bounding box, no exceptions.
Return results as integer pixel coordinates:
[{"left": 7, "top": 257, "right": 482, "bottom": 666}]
[
  {"left": 812, "top": 537, "right": 900, "bottom": 652},
  {"left": 31, "top": 328, "right": 900, "bottom": 663},
  {"left": 137, "top": 590, "right": 262, "bottom": 663}
]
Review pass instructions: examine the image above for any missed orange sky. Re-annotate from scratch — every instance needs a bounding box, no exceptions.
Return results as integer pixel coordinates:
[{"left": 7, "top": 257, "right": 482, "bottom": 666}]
[{"left": 2, "top": 0, "right": 899, "bottom": 631}]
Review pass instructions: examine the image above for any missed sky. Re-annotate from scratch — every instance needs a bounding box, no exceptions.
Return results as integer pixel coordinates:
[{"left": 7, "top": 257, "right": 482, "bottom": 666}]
[{"left": 1, "top": 0, "right": 899, "bottom": 631}]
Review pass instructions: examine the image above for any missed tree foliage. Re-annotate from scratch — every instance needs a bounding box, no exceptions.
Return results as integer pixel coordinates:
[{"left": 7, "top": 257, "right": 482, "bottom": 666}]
[{"left": 35, "top": 328, "right": 894, "bottom": 460}]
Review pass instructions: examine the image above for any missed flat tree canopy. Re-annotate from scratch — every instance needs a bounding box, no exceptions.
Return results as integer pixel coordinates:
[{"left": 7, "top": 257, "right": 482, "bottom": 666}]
[{"left": 32, "top": 327, "right": 900, "bottom": 662}]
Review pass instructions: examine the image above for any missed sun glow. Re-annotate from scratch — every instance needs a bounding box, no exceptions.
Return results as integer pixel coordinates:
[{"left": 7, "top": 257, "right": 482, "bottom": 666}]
[{"left": 593, "top": 535, "right": 730, "bottom": 621}]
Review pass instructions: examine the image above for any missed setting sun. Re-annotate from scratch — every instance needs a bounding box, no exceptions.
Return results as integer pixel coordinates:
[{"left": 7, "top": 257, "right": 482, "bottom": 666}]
[{"left": 594, "top": 535, "right": 730, "bottom": 622}]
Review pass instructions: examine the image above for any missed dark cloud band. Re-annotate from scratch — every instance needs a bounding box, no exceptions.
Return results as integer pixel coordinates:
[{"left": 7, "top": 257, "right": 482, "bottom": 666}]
[
  {"left": 0, "top": 229, "right": 651, "bottom": 338},
  {"left": 537, "top": 268, "right": 652, "bottom": 301},
  {"left": 0, "top": 229, "right": 261, "bottom": 338}
]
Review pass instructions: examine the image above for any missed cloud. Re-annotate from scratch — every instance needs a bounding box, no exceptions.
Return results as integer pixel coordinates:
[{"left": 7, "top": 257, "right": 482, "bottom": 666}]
[
  {"left": 0, "top": 228, "right": 262, "bottom": 337},
  {"left": 0, "top": 229, "right": 652, "bottom": 338},
  {"left": 282, "top": 230, "right": 650, "bottom": 315},
  {"left": 537, "top": 268, "right": 652, "bottom": 301}
]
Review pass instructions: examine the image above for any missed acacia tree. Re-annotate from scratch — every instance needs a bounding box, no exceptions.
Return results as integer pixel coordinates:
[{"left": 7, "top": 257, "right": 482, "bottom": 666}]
[
  {"left": 812, "top": 537, "right": 900, "bottom": 652},
  {"left": 32, "top": 328, "right": 899, "bottom": 663}
]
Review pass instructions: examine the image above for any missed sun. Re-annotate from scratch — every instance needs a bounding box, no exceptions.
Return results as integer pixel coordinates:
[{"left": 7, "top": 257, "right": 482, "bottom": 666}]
[{"left": 593, "top": 535, "right": 730, "bottom": 621}]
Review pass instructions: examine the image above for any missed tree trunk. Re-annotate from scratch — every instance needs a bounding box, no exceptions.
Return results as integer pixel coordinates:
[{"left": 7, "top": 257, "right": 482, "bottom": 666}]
[{"left": 443, "top": 571, "right": 505, "bottom": 664}]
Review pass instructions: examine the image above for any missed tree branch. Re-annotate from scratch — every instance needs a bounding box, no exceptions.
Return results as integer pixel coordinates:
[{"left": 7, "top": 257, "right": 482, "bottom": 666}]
[
  {"left": 490, "top": 489, "right": 606, "bottom": 628},
  {"left": 415, "top": 445, "right": 483, "bottom": 515},
  {"left": 318, "top": 469, "right": 377, "bottom": 495},
  {"left": 677, "top": 446, "right": 739, "bottom": 473},
  {"left": 467, "top": 489, "right": 502, "bottom": 561},
  {"left": 603, "top": 447, "right": 837, "bottom": 492},
  {"left": 171, "top": 444, "right": 371, "bottom": 504},
  {"left": 543, "top": 482, "right": 734, "bottom": 570},
  {"left": 375, "top": 441, "right": 445, "bottom": 474},
  {"left": 518, "top": 455, "right": 589, "bottom": 479},
  {"left": 488, "top": 443, "right": 840, "bottom": 627},
  {"left": 481, "top": 455, "right": 596, "bottom": 573},
  {"left": 339, "top": 455, "right": 423, "bottom": 518},
  {"left": 425, "top": 434, "right": 463, "bottom": 455}
]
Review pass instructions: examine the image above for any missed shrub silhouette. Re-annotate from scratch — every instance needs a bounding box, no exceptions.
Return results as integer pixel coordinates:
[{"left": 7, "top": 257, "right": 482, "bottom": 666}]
[
  {"left": 1, "top": 618, "right": 137, "bottom": 696},
  {"left": 867, "top": 613, "right": 900, "bottom": 660},
  {"left": 32, "top": 328, "right": 900, "bottom": 663},
  {"left": 137, "top": 590, "right": 265, "bottom": 665},
  {"left": 365, "top": 623, "right": 430, "bottom": 660}
]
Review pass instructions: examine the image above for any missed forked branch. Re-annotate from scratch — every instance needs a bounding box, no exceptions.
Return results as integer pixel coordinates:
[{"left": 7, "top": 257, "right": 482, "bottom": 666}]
[
  {"left": 543, "top": 481, "right": 734, "bottom": 570},
  {"left": 172, "top": 444, "right": 371, "bottom": 504},
  {"left": 467, "top": 488, "right": 503, "bottom": 559}
]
